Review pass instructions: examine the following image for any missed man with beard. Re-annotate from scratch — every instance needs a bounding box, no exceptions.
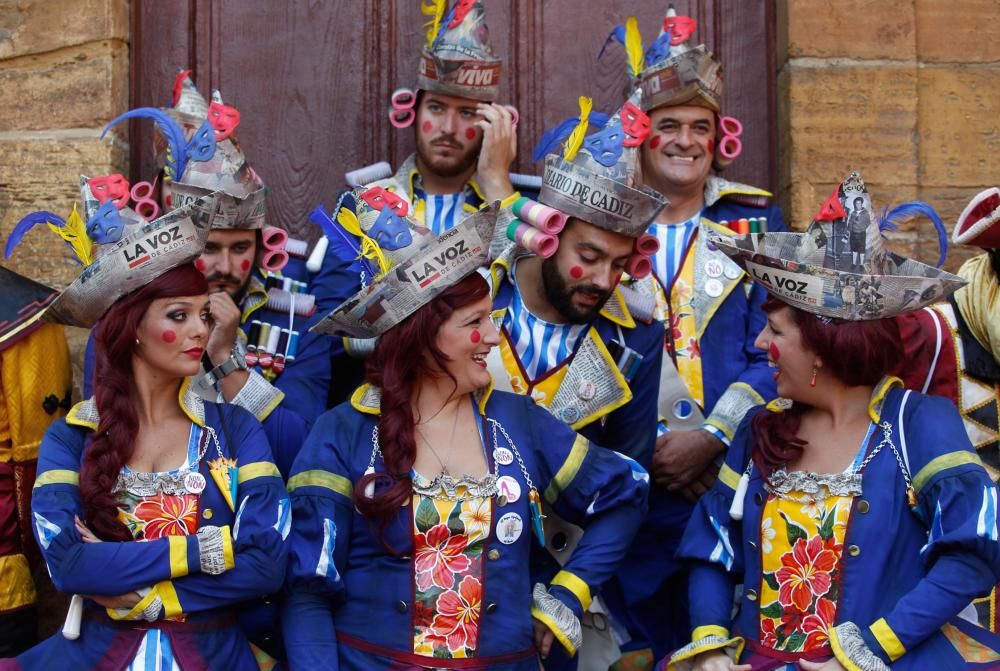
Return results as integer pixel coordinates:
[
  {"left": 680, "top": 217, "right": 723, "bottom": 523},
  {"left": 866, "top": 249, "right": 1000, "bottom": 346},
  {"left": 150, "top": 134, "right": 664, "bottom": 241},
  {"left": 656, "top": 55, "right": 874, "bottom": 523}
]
[
  {"left": 484, "top": 90, "right": 664, "bottom": 669},
  {"left": 601, "top": 9, "right": 785, "bottom": 667}
]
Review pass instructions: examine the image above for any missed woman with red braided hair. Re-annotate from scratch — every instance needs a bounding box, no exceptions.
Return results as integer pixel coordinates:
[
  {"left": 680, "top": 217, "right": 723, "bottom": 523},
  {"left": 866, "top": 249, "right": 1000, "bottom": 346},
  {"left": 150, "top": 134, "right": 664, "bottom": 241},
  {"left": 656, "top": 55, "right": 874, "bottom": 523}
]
[
  {"left": 664, "top": 174, "right": 1000, "bottom": 671},
  {"left": 2, "top": 197, "right": 288, "bottom": 670},
  {"left": 282, "top": 205, "right": 648, "bottom": 669}
]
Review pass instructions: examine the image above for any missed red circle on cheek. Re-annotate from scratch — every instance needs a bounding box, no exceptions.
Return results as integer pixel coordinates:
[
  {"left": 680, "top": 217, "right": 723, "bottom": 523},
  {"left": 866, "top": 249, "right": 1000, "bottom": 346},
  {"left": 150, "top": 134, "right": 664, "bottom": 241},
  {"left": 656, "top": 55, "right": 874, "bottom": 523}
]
[
  {"left": 470, "top": 329, "right": 481, "bottom": 344},
  {"left": 161, "top": 329, "right": 177, "bottom": 344},
  {"left": 240, "top": 259, "right": 251, "bottom": 272},
  {"left": 649, "top": 135, "right": 661, "bottom": 150},
  {"left": 194, "top": 259, "right": 206, "bottom": 272},
  {"left": 707, "top": 138, "right": 715, "bottom": 155},
  {"left": 569, "top": 266, "right": 583, "bottom": 279},
  {"left": 769, "top": 342, "right": 781, "bottom": 361},
  {"left": 465, "top": 128, "right": 477, "bottom": 140},
  {"left": 422, "top": 121, "right": 433, "bottom": 134}
]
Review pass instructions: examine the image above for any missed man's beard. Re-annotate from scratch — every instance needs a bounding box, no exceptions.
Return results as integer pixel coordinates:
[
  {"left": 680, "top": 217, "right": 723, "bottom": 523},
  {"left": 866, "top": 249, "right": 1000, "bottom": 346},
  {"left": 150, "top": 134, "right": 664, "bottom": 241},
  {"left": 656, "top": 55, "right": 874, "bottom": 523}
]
[
  {"left": 415, "top": 133, "right": 481, "bottom": 179},
  {"left": 206, "top": 272, "right": 249, "bottom": 303},
  {"left": 540, "top": 256, "right": 613, "bottom": 324}
]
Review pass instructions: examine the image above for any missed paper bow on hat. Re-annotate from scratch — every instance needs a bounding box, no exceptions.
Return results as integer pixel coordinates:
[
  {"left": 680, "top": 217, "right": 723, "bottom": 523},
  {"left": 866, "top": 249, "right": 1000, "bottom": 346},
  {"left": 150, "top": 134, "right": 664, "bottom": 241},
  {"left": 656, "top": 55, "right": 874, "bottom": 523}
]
[
  {"left": 709, "top": 172, "right": 965, "bottom": 321},
  {"left": 311, "top": 202, "right": 501, "bottom": 338},
  {"left": 534, "top": 88, "right": 667, "bottom": 238},
  {"left": 416, "top": 0, "right": 501, "bottom": 102},
  {"left": 953, "top": 188, "right": 1000, "bottom": 248}
]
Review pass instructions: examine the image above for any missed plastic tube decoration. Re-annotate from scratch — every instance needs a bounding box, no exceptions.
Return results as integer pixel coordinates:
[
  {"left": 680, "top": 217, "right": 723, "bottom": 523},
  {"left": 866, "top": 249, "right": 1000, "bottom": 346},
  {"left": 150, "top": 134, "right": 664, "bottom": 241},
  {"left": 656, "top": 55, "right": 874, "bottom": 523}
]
[
  {"left": 506, "top": 219, "right": 559, "bottom": 258},
  {"left": 389, "top": 88, "right": 416, "bottom": 128},
  {"left": 625, "top": 233, "right": 659, "bottom": 279},
  {"left": 511, "top": 197, "right": 567, "bottom": 235},
  {"left": 260, "top": 225, "right": 289, "bottom": 272},
  {"left": 713, "top": 115, "right": 743, "bottom": 172}
]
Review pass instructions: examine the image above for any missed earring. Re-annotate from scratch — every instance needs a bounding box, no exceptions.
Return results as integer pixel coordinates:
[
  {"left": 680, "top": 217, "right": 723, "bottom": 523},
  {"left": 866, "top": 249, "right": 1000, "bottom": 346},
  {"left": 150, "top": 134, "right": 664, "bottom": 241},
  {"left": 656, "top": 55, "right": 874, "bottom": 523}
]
[
  {"left": 135, "top": 338, "right": 141, "bottom": 346},
  {"left": 810, "top": 367, "right": 818, "bottom": 387}
]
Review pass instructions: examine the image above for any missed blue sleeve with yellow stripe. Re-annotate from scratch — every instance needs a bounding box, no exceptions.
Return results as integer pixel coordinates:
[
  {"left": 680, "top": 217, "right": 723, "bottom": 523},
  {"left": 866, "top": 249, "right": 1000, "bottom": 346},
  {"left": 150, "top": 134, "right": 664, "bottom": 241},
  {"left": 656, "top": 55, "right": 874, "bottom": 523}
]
[
  {"left": 31, "top": 419, "right": 210, "bottom": 595},
  {"left": 282, "top": 404, "right": 355, "bottom": 669},
  {"left": 154, "top": 404, "right": 289, "bottom": 616},
  {"left": 854, "top": 394, "right": 1000, "bottom": 666},
  {"left": 521, "top": 395, "right": 650, "bottom": 617}
]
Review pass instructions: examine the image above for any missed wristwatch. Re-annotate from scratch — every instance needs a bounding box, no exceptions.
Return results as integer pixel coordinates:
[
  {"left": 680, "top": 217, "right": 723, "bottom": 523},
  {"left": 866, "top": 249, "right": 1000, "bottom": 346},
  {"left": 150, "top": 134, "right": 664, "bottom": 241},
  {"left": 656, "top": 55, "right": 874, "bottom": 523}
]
[{"left": 201, "top": 353, "right": 248, "bottom": 387}]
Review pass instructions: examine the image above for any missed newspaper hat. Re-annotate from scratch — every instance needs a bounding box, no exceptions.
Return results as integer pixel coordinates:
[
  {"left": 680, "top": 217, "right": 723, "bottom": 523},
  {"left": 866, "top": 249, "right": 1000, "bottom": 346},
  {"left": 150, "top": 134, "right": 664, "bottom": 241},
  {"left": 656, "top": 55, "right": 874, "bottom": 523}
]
[
  {"left": 416, "top": 0, "right": 501, "bottom": 102},
  {"left": 710, "top": 172, "right": 965, "bottom": 320},
  {"left": 102, "top": 71, "right": 266, "bottom": 231},
  {"left": 953, "top": 188, "right": 1000, "bottom": 248},
  {"left": 312, "top": 201, "right": 501, "bottom": 338},
  {"left": 535, "top": 89, "right": 667, "bottom": 237},
  {"left": 604, "top": 7, "right": 722, "bottom": 113}
]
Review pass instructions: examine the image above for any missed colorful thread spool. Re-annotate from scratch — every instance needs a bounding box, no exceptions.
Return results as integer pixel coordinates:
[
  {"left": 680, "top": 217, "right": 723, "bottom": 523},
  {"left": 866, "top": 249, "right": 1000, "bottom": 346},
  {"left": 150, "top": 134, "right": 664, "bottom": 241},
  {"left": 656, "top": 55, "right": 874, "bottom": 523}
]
[
  {"left": 736, "top": 218, "right": 750, "bottom": 234},
  {"left": 273, "top": 329, "right": 292, "bottom": 373},
  {"left": 634, "top": 233, "right": 660, "bottom": 257},
  {"left": 625, "top": 254, "right": 652, "bottom": 279},
  {"left": 254, "top": 323, "right": 273, "bottom": 368},
  {"left": 259, "top": 325, "right": 282, "bottom": 369},
  {"left": 506, "top": 219, "right": 558, "bottom": 258},
  {"left": 245, "top": 320, "right": 263, "bottom": 367},
  {"left": 511, "top": 197, "right": 567, "bottom": 235}
]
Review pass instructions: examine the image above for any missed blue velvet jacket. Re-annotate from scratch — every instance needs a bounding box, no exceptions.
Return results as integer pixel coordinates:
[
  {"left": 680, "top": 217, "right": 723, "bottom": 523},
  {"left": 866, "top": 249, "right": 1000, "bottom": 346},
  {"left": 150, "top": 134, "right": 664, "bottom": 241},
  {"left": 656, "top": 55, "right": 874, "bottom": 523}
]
[
  {"left": 13, "top": 384, "right": 289, "bottom": 671},
  {"left": 281, "top": 384, "right": 649, "bottom": 670},
  {"left": 673, "top": 379, "right": 1000, "bottom": 670}
]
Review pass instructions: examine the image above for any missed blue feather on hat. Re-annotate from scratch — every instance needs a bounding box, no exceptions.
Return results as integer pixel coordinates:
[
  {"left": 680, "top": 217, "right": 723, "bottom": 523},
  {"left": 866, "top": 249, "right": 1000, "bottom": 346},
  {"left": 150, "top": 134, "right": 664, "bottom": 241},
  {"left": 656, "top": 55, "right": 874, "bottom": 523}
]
[
  {"left": 5, "top": 211, "right": 65, "bottom": 259},
  {"left": 101, "top": 108, "right": 191, "bottom": 181},
  {"left": 878, "top": 202, "right": 948, "bottom": 267}
]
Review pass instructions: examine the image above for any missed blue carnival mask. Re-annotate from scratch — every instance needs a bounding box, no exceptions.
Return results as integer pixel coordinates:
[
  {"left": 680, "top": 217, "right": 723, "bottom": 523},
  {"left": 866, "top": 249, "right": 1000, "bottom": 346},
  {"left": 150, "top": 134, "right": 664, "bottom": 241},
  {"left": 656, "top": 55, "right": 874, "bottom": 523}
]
[
  {"left": 186, "top": 119, "right": 217, "bottom": 162},
  {"left": 367, "top": 208, "right": 413, "bottom": 251},
  {"left": 584, "top": 123, "right": 625, "bottom": 167},
  {"left": 86, "top": 201, "right": 125, "bottom": 244}
]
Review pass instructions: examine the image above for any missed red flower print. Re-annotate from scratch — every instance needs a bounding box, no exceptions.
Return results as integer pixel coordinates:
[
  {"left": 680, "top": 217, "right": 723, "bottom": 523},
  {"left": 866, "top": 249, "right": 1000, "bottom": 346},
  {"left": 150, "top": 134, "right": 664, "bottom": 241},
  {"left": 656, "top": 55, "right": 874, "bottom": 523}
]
[
  {"left": 413, "top": 599, "right": 436, "bottom": 628},
  {"left": 668, "top": 312, "right": 683, "bottom": 342},
  {"left": 775, "top": 536, "right": 838, "bottom": 612},
  {"left": 760, "top": 618, "right": 778, "bottom": 648},
  {"left": 800, "top": 598, "right": 836, "bottom": 650},
  {"left": 686, "top": 337, "right": 701, "bottom": 359},
  {"left": 414, "top": 523, "right": 471, "bottom": 591},
  {"left": 132, "top": 494, "right": 198, "bottom": 539},
  {"left": 429, "top": 575, "right": 482, "bottom": 654}
]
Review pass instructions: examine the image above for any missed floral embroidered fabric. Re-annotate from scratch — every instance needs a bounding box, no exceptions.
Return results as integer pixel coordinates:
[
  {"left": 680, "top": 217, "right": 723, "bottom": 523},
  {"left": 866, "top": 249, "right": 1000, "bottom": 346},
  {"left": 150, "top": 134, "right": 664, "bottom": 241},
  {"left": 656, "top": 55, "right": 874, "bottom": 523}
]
[{"left": 411, "top": 475, "right": 492, "bottom": 659}]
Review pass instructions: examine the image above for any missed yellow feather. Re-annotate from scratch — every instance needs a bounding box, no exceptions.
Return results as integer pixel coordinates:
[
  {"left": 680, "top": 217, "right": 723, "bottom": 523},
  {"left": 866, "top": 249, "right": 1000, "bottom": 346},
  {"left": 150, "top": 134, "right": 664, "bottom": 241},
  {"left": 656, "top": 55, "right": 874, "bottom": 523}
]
[
  {"left": 625, "top": 17, "right": 645, "bottom": 77},
  {"left": 421, "top": 0, "right": 447, "bottom": 47},
  {"left": 337, "top": 206, "right": 392, "bottom": 275},
  {"left": 563, "top": 97, "right": 594, "bottom": 162},
  {"left": 337, "top": 207, "right": 364, "bottom": 237},
  {"left": 49, "top": 204, "right": 94, "bottom": 266}
]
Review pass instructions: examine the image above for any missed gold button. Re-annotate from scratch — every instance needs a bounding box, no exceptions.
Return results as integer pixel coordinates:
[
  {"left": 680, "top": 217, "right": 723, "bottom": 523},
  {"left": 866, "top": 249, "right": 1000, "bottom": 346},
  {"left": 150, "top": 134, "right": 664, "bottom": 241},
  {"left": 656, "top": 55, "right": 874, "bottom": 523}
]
[
  {"left": 203, "top": 508, "right": 213, "bottom": 519},
  {"left": 487, "top": 549, "right": 500, "bottom": 561},
  {"left": 857, "top": 500, "right": 870, "bottom": 514},
  {"left": 848, "top": 544, "right": 861, "bottom": 557},
  {"left": 746, "top": 589, "right": 758, "bottom": 601}
]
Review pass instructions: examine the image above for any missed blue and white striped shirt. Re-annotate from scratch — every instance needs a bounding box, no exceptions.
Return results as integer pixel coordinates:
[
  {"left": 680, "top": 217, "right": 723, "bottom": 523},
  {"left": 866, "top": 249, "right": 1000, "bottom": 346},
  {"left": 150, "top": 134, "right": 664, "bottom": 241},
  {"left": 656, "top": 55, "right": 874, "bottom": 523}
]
[
  {"left": 413, "top": 188, "right": 467, "bottom": 236},
  {"left": 504, "top": 274, "right": 588, "bottom": 381},
  {"left": 648, "top": 212, "right": 700, "bottom": 289}
]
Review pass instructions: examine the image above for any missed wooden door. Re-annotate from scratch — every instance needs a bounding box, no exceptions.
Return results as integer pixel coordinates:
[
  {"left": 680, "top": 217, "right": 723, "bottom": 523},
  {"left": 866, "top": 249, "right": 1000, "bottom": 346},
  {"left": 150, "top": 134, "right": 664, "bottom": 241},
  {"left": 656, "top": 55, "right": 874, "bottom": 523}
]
[{"left": 131, "top": 1, "right": 777, "bottom": 240}]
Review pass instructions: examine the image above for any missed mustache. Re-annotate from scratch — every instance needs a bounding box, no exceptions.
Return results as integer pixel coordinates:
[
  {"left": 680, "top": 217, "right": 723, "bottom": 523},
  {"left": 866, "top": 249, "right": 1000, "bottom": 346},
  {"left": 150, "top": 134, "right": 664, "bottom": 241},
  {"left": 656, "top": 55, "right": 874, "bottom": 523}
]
[
  {"left": 205, "top": 272, "right": 241, "bottom": 286},
  {"left": 573, "top": 285, "right": 611, "bottom": 299}
]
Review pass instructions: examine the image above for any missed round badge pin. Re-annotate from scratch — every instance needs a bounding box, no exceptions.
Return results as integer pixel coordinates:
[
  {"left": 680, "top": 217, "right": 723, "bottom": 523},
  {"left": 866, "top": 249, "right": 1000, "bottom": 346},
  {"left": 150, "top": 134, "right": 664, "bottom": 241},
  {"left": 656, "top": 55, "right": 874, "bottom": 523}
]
[
  {"left": 578, "top": 380, "right": 597, "bottom": 401},
  {"left": 704, "top": 259, "right": 724, "bottom": 278},
  {"left": 184, "top": 471, "right": 206, "bottom": 495},
  {"left": 493, "top": 447, "right": 514, "bottom": 466},
  {"left": 496, "top": 475, "right": 522, "bottom": 504},
  {"left": 705, "top": 278, "right": 724, "bottom": 298},
  {"left": 723, "top": 264, "right": 743, "bottom": 280},
  {"left": 560, "top": 406, "right": 581, "bottom": 424},
  {"left": 497, "top": 512, "right": 523, "bottom": 545}
]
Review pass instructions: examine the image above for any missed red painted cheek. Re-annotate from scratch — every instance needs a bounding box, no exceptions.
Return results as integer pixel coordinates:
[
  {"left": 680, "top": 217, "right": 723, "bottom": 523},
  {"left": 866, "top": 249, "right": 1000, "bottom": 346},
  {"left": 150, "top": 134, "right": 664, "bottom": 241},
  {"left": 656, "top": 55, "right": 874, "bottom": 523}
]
[
  {"left": 649, "top": 135, "right": 661, "bottom": 150},
  {"left": 569, "top": 266, "right": 583, "bottom": 279},
  {"left": 422, "top": 121, "right": 433, "bottom": 134},
  {"left": 465, "top": 128, "right": 477, "bottom": 141},
  {"left": 470, "top": 329, "right": 481, "bottom": 344},
  {"left": 161, "top": 329, "right": 177, "bottom": 344},
  {"left": 240, "top": 259, "right": 251, "bottom": 272},
  {"left": 194, "top": 259, "right": 206, "bottom": 272},
  {"left": 707, "top": 139, "right": 715, "bottom": 156},
  {"left": 769, "top": 342, "right": 780, "bottom": 361}
]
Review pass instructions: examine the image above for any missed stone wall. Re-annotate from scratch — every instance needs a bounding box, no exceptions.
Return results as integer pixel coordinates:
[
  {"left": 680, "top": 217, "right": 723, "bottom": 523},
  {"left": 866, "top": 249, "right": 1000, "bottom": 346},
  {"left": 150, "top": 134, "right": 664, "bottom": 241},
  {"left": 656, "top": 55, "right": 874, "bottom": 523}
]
[
  {"left": 0, "top": 0, "right": 129, "bottom": 395},
  {"left": 777, "top": 0, "right": 1000, "bottom": 271}
]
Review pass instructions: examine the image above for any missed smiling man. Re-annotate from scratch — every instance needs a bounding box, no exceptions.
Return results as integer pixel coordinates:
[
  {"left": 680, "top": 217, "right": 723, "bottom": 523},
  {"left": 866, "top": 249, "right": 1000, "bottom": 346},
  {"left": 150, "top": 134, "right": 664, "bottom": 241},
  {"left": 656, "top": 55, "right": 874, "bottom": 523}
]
[{"left": 604, "top": 8, "right": 787, "bottom": 666}]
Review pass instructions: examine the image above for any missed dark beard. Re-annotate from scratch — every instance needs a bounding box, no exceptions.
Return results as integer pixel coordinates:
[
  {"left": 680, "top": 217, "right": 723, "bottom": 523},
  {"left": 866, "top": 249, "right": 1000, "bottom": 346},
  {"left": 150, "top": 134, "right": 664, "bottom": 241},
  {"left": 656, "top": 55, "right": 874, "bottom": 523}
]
[
  {"left": 415, "top": 134, "right": 481, "bottom": 179},
  {"left": 540, "top": 256, "right": 612, "bottom": 324}
]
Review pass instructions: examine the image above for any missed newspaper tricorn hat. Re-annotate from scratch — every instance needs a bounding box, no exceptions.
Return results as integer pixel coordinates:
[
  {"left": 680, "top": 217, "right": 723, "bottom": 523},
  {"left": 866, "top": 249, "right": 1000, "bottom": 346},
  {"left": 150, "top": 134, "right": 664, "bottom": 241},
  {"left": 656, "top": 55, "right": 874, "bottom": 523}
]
[
  {"left": 103, "top": 71, "right": 266, "bottom": 231},
  {"left": 953, "top": 188, "right": 1000, "bottom": 248},
  {"left": 710, "top": 172, "right": 965, "bottom": 320},
  {"left": 605, "top": 7, "right": 722, "bottom": 113},
  {"left": 416, "top": 0, "right": 501, "bottom": 102},
  {"left": 312, "top": 202, "right": 500, "bottom": 338},
  {"left": 536, "top": 89, "right": 667, "bottom": 237}
]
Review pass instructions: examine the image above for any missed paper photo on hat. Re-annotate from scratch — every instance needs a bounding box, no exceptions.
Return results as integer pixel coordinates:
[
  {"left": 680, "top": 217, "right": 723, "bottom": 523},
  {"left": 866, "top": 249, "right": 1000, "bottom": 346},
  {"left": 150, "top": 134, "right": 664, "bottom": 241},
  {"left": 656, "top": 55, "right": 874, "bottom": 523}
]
[
  {"left": 536, "top": 89, "right": 667, "bottom": 238},
  {"left": 42, "top": 196, "right": 217, "bottom": 328},
  {"left": 417, "top": 0, "right": 501, "bottom": 101},
  {"left": 312, "top": 202, "right": 500, "bottom": 338},
  {"left": 711, "top": 172, "right": 964, "bottom": 320},
  {"left": 603, "top": 8, "right": 722, "bottom": 113},
  {"left": 953, "top": 187, "right": 1000, "bottom": 248}
]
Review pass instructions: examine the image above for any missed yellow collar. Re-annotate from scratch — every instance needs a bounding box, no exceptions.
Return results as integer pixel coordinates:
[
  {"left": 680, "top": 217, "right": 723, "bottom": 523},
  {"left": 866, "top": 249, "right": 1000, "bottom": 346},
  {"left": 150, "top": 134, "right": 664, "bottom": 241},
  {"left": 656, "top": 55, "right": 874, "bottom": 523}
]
[
  {"left": 765, "top": 376, "right": 903, "bottom": 423},
  {"left": 351, "top": 380, "right": 494, "bottom": 417},
  {"left": 67, "top": 378, "right": 206, "bottom": 430}
]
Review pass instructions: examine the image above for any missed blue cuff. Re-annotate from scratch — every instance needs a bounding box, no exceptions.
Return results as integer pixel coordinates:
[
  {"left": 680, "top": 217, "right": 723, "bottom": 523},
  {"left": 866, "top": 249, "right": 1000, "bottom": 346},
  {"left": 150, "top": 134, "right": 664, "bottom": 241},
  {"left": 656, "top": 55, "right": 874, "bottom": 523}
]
[
  {"left": 548, "top": 585, "right": 585, "bottom": 621},
  {"left": 699, "top": 424, "right": 731, "bottom": 447}
]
